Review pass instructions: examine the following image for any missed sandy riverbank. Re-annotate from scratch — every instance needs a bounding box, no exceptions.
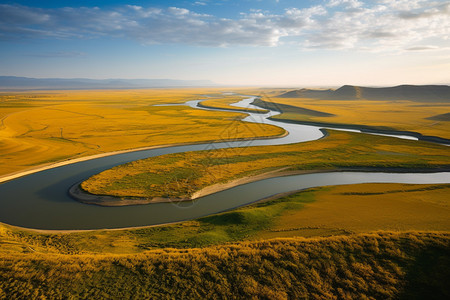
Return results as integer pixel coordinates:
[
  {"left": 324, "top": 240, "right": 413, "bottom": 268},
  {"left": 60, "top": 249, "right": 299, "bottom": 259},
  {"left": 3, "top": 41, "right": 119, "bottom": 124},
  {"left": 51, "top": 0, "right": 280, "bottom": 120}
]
[
  {"left": 69, "top": 166, "right": 450, "bottom": 207},
  {"left": 0, "top": 130, "right": 288, "bottom": 185},
  {"left": 69, "top": 168, "right": 333, "bottom": 206}
]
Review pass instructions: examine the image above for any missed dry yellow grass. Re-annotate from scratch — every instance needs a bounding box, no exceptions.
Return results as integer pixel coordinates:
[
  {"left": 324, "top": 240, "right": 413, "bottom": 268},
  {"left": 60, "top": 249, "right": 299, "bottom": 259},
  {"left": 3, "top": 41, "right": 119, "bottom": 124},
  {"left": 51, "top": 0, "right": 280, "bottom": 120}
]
[
  {"left": 258, "top": 183, "right": 450, "bottom": 240},
  {"left": 1, "top": 231, "right": 449, "bottom": 299},
  {"left": 0, "top": 89, "right": 284, "bottom": 176},
  {"left": 269, "top": 96, "right": 450, "bottom": 139}
]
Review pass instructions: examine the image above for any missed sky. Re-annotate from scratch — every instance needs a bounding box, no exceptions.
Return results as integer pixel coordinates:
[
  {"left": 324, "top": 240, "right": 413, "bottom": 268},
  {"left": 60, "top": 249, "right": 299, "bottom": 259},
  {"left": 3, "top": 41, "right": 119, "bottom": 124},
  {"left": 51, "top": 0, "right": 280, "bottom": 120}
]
[{"left": 0, "top": 0, "right": 449, "bottom": 87}]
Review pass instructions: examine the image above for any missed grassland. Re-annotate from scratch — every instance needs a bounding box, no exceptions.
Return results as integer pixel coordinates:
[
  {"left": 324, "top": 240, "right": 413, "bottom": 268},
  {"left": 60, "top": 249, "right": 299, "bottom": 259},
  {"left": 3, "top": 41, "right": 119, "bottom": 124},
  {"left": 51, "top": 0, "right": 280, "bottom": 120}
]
[
  {"left": 262, "top": 95, "right": 450, "bottom": 139},
  {"left": 0, "top": 89, "right": 284, "bottom": 177},
  {"left": 81, "top": 130, "right": 450, "bottom": 201},
  {"left": 1, "top": 88, "right": 450, "bottom": 299},
  {"left": 0, "top": 230, "right": 449, "bottom": 299}
]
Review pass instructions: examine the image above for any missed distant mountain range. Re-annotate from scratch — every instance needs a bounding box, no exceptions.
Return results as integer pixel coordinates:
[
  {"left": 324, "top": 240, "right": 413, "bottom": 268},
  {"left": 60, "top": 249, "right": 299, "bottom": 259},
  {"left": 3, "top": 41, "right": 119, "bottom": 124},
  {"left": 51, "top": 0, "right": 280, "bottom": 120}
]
[
  {"left": 0, "top": 76, "right": 217, "bottom": 89},
  {"left": 277, "top": 85, "right": 450, "bottom": 102}
]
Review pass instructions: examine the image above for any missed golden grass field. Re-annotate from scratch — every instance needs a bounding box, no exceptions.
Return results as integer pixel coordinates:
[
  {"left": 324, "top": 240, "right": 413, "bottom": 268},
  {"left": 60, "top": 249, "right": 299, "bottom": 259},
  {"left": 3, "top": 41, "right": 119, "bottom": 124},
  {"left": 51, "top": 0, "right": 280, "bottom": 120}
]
[
  {"left": 1, "top": 231, "right": 448, "bottom": 299},
  {"left": 257, "top": 183, "right": 450, "bottom": 240},
  {"left": 0, "top": 89, "right": 284, "bottom": 177},
  {"left": 269, "top": 97, "right": 450, "bottom": 139}
]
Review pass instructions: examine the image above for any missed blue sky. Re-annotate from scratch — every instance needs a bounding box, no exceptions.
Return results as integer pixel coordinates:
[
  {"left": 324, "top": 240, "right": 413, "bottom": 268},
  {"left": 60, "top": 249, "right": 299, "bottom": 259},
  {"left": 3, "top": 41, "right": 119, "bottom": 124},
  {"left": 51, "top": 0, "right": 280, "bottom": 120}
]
[{"left": 0, "top": 0, "right": 449, "bottom": 86}]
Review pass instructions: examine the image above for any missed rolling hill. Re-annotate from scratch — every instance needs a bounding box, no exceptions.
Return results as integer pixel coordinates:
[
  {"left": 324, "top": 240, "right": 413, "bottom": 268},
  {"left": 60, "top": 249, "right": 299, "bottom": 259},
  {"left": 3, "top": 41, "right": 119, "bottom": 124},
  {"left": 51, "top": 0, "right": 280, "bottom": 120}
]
[{"left": 277, "top": 85, "right": 450, "bottom": 102}]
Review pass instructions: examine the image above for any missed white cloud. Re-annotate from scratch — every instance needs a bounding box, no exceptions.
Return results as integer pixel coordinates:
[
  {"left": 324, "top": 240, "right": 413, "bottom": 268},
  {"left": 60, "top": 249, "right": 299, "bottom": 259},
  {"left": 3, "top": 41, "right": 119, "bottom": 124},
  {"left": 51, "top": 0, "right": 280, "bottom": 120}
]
[
  {"left": 405, "top": 45, "right": 439, "bottom": 51},
  {"left": 167, "top": 7, "right": 190, "bottom": 16},
  {"left": 327, "top": 0, "right": 364, "bottom": 9},
  {"left": 0, "top": 1, "right": 448, "bottom": 51}
]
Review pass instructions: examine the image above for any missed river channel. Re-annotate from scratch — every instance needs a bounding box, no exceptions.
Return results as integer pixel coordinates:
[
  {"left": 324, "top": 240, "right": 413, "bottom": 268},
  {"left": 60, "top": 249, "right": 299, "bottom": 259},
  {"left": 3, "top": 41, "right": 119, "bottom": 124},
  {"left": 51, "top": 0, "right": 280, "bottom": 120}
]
[{"left": 0, "top": 97, "right": 448, "bottom": 230}]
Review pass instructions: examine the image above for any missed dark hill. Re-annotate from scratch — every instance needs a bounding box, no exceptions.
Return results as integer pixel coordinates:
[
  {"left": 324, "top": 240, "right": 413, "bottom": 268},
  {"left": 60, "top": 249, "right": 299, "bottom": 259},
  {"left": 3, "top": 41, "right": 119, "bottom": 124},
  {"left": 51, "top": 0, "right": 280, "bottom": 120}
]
[
  {"left": 277, "top": 88, "right": 335, "bottom": 99},
  {"left": 277, "top": 85, "right": 450, "bottom": 102},
  {"left": 427, "top": 112, "right": 450, "bottom": 121},
  {"left": 252, "top": 98, "right": 334, "bottom": 117}
]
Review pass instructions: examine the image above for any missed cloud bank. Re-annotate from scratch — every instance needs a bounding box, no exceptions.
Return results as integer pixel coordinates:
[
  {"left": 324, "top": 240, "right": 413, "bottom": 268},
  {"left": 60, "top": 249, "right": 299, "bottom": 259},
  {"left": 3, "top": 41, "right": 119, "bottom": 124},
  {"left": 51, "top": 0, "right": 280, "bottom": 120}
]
[{"left": 0, "top": 0, "right": 448, "bottom": 51}]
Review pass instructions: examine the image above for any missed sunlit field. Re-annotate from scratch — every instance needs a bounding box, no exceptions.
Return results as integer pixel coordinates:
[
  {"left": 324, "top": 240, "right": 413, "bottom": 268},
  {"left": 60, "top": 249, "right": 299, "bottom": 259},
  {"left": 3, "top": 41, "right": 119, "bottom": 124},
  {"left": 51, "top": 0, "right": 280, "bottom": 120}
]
[
  {"left": 0, "top": 228, "right": 448, "bottom": 299},
  {"left": 0, "top": 89, "right": 284, "bottom": 177},
  {"left": 2, "top": 0, "right": 449, "bottom": 298},
  {"left": 268, "top": 97, "right": 450, "bottom": 139}
]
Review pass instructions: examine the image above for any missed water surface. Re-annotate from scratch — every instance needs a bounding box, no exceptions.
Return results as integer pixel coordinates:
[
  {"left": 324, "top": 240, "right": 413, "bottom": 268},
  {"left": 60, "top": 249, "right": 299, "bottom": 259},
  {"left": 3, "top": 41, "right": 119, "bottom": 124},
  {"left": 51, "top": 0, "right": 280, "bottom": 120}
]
[{"left": 0, "top": 97, "right": 447, "bottom": 230}]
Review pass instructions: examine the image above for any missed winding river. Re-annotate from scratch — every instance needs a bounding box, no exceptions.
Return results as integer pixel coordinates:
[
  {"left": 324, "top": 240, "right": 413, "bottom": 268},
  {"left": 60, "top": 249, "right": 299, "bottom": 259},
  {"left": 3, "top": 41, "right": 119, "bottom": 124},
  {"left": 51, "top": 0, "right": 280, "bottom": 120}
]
[{"left": 0, "top": 97, "right": 448, "bottom": 230}]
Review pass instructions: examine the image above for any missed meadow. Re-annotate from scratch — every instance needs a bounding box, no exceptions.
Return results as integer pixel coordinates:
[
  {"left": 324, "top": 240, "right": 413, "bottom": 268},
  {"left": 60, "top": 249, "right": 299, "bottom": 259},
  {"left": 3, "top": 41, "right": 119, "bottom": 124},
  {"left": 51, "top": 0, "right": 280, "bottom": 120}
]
[{"left": 0, "top": 89, "right": 283, "bottom": 177}]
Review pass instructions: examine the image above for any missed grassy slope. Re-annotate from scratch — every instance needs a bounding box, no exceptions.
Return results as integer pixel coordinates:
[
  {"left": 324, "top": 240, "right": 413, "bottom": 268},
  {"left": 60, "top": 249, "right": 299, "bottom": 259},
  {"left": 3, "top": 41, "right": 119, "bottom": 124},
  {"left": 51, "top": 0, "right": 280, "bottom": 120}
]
[
  {"left": 0, "top": 89, "right": 284, "bottom": 176},
  {"left": 265, "top": 96, "right": 450, "bottom": 139},
  {"left": 81, "top": 130, "right": 450, "bottom": 199},
  {"left": 0, "top": 232, "right": 449, "bottom": 299}
]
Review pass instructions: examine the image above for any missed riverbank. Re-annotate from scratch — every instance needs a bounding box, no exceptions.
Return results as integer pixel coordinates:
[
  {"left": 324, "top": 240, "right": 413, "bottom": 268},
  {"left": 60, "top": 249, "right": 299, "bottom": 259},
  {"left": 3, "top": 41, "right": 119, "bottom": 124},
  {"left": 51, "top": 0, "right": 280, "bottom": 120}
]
[
  {"left": 197, "top": 100, "right": 268, "bottom": 114},
  {"left": 70, "top": 167, "right": 319, "bottom": 207},
  {"left": 70, "top": 166, "right": 450, "bottom": 207}
]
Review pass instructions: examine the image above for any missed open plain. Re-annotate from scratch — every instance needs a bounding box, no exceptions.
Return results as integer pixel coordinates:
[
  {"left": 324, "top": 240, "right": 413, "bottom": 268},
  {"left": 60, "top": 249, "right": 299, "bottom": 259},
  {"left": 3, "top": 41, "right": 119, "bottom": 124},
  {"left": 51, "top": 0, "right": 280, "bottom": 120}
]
[{"left": 1, "top": 87, "right": 449, "bottom": 299}]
